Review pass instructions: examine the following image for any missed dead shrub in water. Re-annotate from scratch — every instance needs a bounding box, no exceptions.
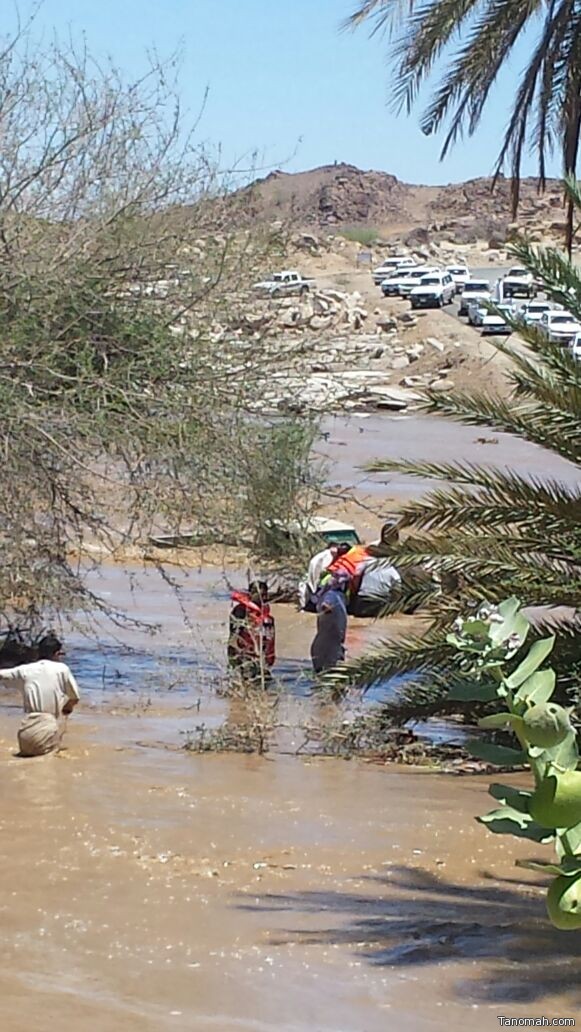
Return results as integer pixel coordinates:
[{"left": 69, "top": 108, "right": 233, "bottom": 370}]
[{"left": 183, "top": 673, "right": 280, "bottom": 756}]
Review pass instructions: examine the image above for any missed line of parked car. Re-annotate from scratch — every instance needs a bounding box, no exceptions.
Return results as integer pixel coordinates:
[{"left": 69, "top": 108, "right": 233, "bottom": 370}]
[
  {"left": 373, "top": 257, "right": 468, "bottom": 308},
  {"left": 372, "top": 255, "right": 581, "bottom": 356}
]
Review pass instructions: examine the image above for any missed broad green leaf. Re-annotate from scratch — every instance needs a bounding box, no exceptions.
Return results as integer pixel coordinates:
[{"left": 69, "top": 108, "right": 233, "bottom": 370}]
[
  {"left": 489, "top": 612, "right": 530, "bottom": 649},
  {"left": 497, "top": 597, "right": 522, "bottom": 620},
  {"left": 560, "top": 821, "right": 581, "bottom": 856},
  {"left": 515, "top": 668, "right": 556, "bottom": 705},
  {"left": 489, "top": 782, "right": 531, "bottom": 814},
  {"left": 505, "top": 637, "right": 556, "bottom": 688},
  {"left": 466, "top": 740, "right": 527, "bottom": 766},
  {"left": 462, "top": 619, "right": 492, "bottom": 639},
  {"left": 446, "top": 633, "right": 463, "bottom": 648},
  {"left": 478, "top": 806, "right": 554, "bottom": 842},
  {"left": 447, "top": 682, "right": 499, "bottom": 702},
  {"left": 478, "top": 712, "right": 511, "bottom": 730},
  {"left": 539, "top": 730, "right": 579, "bottom": 772}
]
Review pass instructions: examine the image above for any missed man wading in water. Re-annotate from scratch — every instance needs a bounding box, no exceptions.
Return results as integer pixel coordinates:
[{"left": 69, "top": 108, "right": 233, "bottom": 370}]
[
  {"left": 0, "top": 633, "right": 80, "bottom": 756},
  {"left": 310, "top": 574, "right": 349, "bottom": 674}
]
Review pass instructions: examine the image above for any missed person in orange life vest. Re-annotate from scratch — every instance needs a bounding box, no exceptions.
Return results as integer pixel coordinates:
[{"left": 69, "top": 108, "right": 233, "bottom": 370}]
[
  {"left": 321, "top": 520, "right": 402, "bottom": 603},
  {"left": 298, "top": 542, "right": 351, "bottom": 612},
  {"left": 228, "top": 580, "right": 276, "bottom": 681}
]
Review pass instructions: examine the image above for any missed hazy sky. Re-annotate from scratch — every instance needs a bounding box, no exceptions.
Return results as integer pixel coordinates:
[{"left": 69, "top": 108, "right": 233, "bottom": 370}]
[{"left": 29, "top": 0, "right": 559, "bottom": 185}]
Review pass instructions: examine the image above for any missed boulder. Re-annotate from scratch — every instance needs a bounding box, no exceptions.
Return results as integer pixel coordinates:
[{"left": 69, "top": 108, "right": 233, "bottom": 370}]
[
  {"left": 406, "top": 343, "right": 425, "bottom": 362},
  {"left": 346, "top": 307, "right": 368, "bottom": 329},
  {"left": 376, "top": 315, "right": 398, "bottom": 332},
  {"left": 390, "top": 355, "right": 410, "bottom": 370},
  {"left": 318, "top": 288, "right": 349, "bottom": 305},
  {"left": 313, "top": 295, "right": 331, "bottom": 314},
  {"left": 280, "top": 308, "right": 302, "bottom": 329},
  {"left": 426, "top": 336, "right": 446, "bottom": 352},
  {"left": 309, "top": 315, "right": 333, "bottom": 331},
  {"left": 405, "top": 227, "right": 431, "bottom": 247}
]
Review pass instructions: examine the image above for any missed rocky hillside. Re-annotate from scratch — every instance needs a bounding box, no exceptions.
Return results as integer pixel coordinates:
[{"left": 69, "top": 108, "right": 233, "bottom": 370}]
[{"left": 240, "top": 163, "right": 565, "bottom": 246}]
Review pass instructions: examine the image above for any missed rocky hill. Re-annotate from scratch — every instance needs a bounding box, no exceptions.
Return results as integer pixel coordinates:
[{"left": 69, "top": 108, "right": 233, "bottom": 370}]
[{"left": 240, "top": 163, "right": 565, "bottom": 246}]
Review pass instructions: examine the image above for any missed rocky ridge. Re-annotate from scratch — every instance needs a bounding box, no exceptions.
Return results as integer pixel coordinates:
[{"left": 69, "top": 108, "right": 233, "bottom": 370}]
[{"left": 239, "top": 163, "right": 566, "bottom": 248}]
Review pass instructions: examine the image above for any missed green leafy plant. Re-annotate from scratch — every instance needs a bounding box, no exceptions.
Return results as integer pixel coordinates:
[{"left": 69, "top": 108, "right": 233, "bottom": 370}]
[
  {"left": 338, "top": 226, "right": 380, "bottom": 245},
  {"left": 451, "top": 597, "right": 581, "bottom": 930}
]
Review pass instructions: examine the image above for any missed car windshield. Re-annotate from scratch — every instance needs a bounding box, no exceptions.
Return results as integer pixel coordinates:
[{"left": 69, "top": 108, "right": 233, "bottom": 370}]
[
  {"left": 528, "top": 304, "right": 549, "bottom": 312},
  {"left": 508, "top": 268, "right": 527, "bottom": 276},
  {"left": 465, "top": 282, "right": 489, "bottom": 292},
  {"left": 420, "top": 277, "right": 440, "bottom": 286},
  {"left": 551, "top": 315, "right": 575, "bottom": 324}
]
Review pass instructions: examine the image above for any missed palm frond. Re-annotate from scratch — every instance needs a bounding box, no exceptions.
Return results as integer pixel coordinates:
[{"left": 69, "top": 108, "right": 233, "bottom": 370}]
[{"left": 417, "top": 389, "right": 580, "bottom": 463}]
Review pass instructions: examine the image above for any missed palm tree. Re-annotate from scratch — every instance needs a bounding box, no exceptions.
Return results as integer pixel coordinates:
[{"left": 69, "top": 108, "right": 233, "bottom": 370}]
[
  {"left": 325, "top": 179, "right": 581, "bottom": 719},
  {"left": 347, "top": 0, "right": 581, "bottom": 252}
]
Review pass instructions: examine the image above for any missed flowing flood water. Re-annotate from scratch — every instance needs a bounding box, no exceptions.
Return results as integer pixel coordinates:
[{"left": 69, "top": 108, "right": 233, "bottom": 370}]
[{"left": 0, "top": 414, "right": 579, "bottom": 1031}]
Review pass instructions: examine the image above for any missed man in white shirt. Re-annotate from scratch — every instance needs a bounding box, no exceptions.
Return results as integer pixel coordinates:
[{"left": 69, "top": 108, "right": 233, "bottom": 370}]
[
  {"left": 0, "top": 633, "right": 80, "bottom": 717},
  {"left": 352, "top": 558, "right": 402, "bottom": 617},
  {"left": 298, "top": 543, "right": 351, "bottom": 612},
  {"left": 0, "top": 634, "right": 80, "bottom": 755}
]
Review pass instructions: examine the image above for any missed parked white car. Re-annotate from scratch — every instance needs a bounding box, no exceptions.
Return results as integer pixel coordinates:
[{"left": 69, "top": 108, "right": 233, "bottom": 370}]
[
  {"left": 398, "top": 266, "right": 440, "bottom": 297},
  {"left": 459, "top": 280, "right": 491, "bottom": 316},
  {"left": 446, "top": 265, "right": 471, "bottom": 293},
  {"left": 372, "top": 256, "right": 416, "bottom": 286},
  {"left": 520, "top": 300, "right": 554, "bottom": 326},
  {"left": 569, "top": 333, "right": 581, "bottom": 361},
  {"left": 409, "top": 271, "right": 455, "bottom": 309},
  {"left": 540, "top": 310, "right": 581, "bottom": 345},
  {"left": 481, "top": 303, "right": 514, "bottom": 336},
  {"left": 381, "top": 265, "right": 436, "bottom": 297},
  {"left": 253, "top": 270, "right": 315, "bottom": 297},
  {"left": 501, "top": 266, "right": 536, "bottom": 299},
  {"left": 380, "top": 270, "right": 406, "bottom": 295}
]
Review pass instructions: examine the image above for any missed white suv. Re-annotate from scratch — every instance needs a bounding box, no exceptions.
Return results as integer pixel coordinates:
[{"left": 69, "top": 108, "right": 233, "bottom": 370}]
[
  {"left": 446, "top": 265, "right": 471, "bottom": 294},
  {"left": 501, "top": 266, "right": 536, "bottom": 300},
  {"left": 459, "top": 279, "right": 491, "bottom": 316},
  {"left": 409, "top": 271, "right": 455, "bottom": 309},
  {"left": 381, "top": 265, "right": 433, "bottom": 297},
  {"left": 372, "top": 256, "right": 416, "bottom": 286},
  {"left": 540, "top": 310, "right": 581, "bottom": 345}
]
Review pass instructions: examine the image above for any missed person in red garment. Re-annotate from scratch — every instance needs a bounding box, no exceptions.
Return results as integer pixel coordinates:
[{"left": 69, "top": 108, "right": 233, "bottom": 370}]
[{"left": 228, "top": 580, "right": 276, "bottom": 683}]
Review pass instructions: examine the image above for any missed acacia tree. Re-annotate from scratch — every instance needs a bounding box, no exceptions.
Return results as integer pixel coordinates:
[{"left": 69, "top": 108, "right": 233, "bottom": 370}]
[
  {"left": 0, "top": 27, "right": 317, "bottom": 634},
  {"left": 348, "top": 0, "right": 581, "bottom": 252}
]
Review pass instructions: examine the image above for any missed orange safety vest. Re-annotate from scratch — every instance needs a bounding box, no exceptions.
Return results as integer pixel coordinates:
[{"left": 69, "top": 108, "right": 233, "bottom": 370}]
[
  {"left": 326, "top": 544, "right": 370, "bottom": 580},
  {"left": 230, "top": 591, "right": 276, "bottom": 667}
]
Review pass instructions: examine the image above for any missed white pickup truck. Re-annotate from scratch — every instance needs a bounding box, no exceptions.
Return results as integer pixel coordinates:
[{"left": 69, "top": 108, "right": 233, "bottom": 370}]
[
  {"left": 501, "top": 266, "right": 536, "bottom": 300},
  {"left": 253, "top": 270, "right": 315, "bottom": 297}
]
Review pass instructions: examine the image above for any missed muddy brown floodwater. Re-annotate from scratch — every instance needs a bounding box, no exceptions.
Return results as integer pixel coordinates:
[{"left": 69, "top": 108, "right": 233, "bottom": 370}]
[{"left": 0, "top": 413, "right": 579, "bottom": 1031}]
